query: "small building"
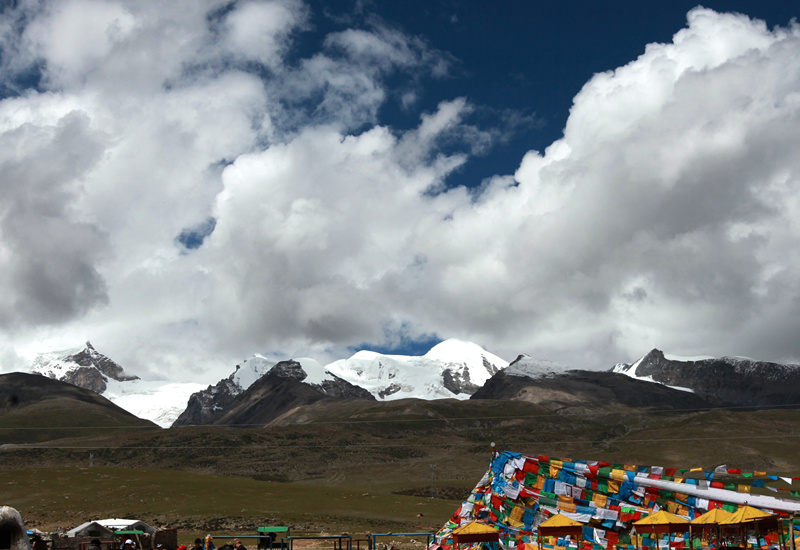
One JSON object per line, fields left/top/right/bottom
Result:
{"left": 94, "top": 521, "right": 156, "bottom": 536}
{"left": 65, "top": 523, "right": 115, "bottom": 540}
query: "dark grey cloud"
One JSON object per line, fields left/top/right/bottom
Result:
{"left": 0, "top": 110, "right": 109, "bottom": 327}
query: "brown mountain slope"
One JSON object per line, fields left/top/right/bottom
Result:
{"left": 0, "top": 372, "right": 158, "bottom": 444}
{"left": 471, "top": 369, "right": 714, "bottom": 411}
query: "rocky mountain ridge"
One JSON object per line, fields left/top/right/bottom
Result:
{"left": 173, "top": 358, "right": 374, "bottom": 426}
{"left": 612, "top": 348, "right": 800, "bottom": 406}
{"left": 31, "top": 341, "right": 139, "bottom": 393}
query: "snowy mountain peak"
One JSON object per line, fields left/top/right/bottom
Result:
{"left": 230, "top": 354, "right": 277, "bottom": 394}
{"left": 172, "top": 354, "right": 372, "bottom": 427}
{"left": 29, "top": 343, "right": 203, "bottom": 429}
{"left": 31, "top": 341, "right": 139, "bottom": 393}
{"left": 504, "top": 354, "right": 575, "bottom": 379}
{"left": 610, "top": 347, "right": 800, "bottom": 406}
{"left": 613, "top": 349, "right": 716, "bottom": 377}
{"left": 613, "top": 349, "right": 705, "bottom": 393}
{"left": 293, "top": 357, "right": 329, "bottom": 385}
{"left": 425, "top": 338, "right": 507, "bottom": 370}
{"left": 325, "top": 339, "right": 509, "bottom": 401}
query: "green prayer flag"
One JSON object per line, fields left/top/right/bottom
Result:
{"left": 539, "top": 496, "right": 557, "bottom": 507}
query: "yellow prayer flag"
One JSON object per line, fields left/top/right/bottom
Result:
{"left": 509, "top": 505, "right": 525, "bottom": 527}
{"left": 559, "top": 500, "right": 577, "bottom": 513}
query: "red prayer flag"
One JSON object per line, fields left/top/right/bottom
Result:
{"left": 523, "top": 460, "right": 540, "bottom": 474}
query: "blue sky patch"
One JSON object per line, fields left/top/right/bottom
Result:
{"left": 176, "top": 217, "right": 217, "bottom": 250}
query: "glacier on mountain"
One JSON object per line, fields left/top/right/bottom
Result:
{"left": 503, "top": 354, "right": 574, "bottom": 378}
{"left": 29, "top": 342, "right": 203, "bottom": 428}
{"left": 612, "top": 353, "right": 696, "bottom": 393}
{"left": 325, "top": 338, "right": 509, "bottom": 400}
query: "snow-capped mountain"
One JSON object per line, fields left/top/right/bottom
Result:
{"left": 31, "top": 342, "right": 139, "bottom": 392}
{"left": 29, "top": 342, "right": 204, "bottom": 428}
{"left": 612, "top": 348, "right": 800, "bottom": 406}
{"left": 173, "top": 356, "right": 374, "bottom": 426}
{"left": 185, "top": 353, "right": 279, "bottom": 423}
{"left": 472, "top": 353, "right": 713, "bottom": 410}
{"left": 503, "top": 354, "right": 575, "bottom": 379}
{"left": 325, "top": 338, "right": 508, "bottom": 400}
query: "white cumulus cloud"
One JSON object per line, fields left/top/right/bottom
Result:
{"left": 1, "top": 3, "right": 799, "bottom": 381}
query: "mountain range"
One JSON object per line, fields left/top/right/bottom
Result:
{"left": 13, "top": 340, "right": 800, "bottom": 428}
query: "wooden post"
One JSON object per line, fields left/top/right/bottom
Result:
{"left": 780, "top": 518, "right": 786, "bottom": 550}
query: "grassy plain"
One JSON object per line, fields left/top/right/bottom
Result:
{"left": 3, "top": 398, "right": 800, "bottom": 536}
{"left": 0, "top": 466, "right": 460, "bottom": 535}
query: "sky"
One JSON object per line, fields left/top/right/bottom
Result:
{"left": 1, "top": 0, "right": 800, "bottom": 381}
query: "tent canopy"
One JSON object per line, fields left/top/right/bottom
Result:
{"left": 66, "top": 522, "right": 116, "bottom": 539}
{"left": 720, "top": 505, "right": 772, "bottom": 525}
{"left": 452, "top": 522, "right": 499, "bottom": 544}
{"left": 691, "top": 508, "right": 733, "bottom": 525}
{"left": 96, "top": 519, "right": 156, "bottom": 535}
{"left": 538, "top": 514, "right": 583, "bottom": 538}
{"left": 633, "top": 510, "right": 690, "bottom": 534}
